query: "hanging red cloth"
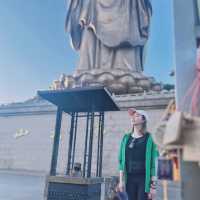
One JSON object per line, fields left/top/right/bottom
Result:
{"left": 181, "top": 48, "right": 200, "bottom": 116}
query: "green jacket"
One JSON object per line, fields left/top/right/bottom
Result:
{"left": 118, "top": 132, "right": 158, "bottom": 193}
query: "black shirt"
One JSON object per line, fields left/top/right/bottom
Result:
{"left": 125, "top": 133, "right": 149, "bottom": 175}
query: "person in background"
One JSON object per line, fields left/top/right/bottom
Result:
{"left": 118, "top": 108, "right": 158, "bottom": 200}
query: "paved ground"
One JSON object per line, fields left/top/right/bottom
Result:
{"left": 0, "top": 171, "right": 185, "bottom": 200}
{"left": 0, "top": 171, "right": 45, "bottom": 200}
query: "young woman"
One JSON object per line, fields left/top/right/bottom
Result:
{"left": 118, "top": 108, "right": 158, "bottom": 200}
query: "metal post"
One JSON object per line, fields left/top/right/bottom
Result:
{"left": 71, "top": 112, "right": 78, "bottom": 169}
{"left": 83, "top": 112, "right": 90, "bottom": 177}
{"left": 87, "top": 112, "right": 95, "bottom": 178}
{"left": 99, "top": 112, "right": 104, "bottom": 177}
{"left": 66, "top": 112, "right": 75, "bottom": 175}
{"left": 96, "top": 112, "right": 101, "bottom": 177}
{"left": 50, "top": 106, "right": 63, "bottom": 176}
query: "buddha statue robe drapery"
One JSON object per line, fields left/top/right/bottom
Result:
{"left": 65, "top": 0, "right": 152, "bottom": 73}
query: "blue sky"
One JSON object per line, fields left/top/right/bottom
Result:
{"left": 0, "top": 0, "right": 174, "bottom": 104}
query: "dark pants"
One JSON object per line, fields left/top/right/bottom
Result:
{"left": 126, "top": 174, "right": 148, "bottom": 200}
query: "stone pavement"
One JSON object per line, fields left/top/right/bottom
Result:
{"left": 0, "top": 171, "right": 45, "bottom": 200}
{"left": 0, "top": 171, "right": 184, "bottom": 200}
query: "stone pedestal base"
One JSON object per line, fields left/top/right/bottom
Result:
{"left": 44, "top": 176, "right": 103, "bottom": 200}
{"left": 181, "top": 161, "right": 200, "bottom": 200}
{"left": 51, "top": 69, "right": 162, "bottom": 94}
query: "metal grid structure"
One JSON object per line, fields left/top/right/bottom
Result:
{"left": 38, "top": 86, "right": 119, "bottom": 178}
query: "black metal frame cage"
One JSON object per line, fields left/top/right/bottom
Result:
{"left": 38, "top": 86, "right": 120, "bottom": 178}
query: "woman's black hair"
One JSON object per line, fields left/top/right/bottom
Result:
{"left": 142, "top": 115, "right": 147, "bottom": 130}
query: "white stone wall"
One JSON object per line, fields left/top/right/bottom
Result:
{"left": 0, "top": 108, "right": 166, "bottom": 176}
{"left": 0, "top": 114, "right": 55, "bottom": 172}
